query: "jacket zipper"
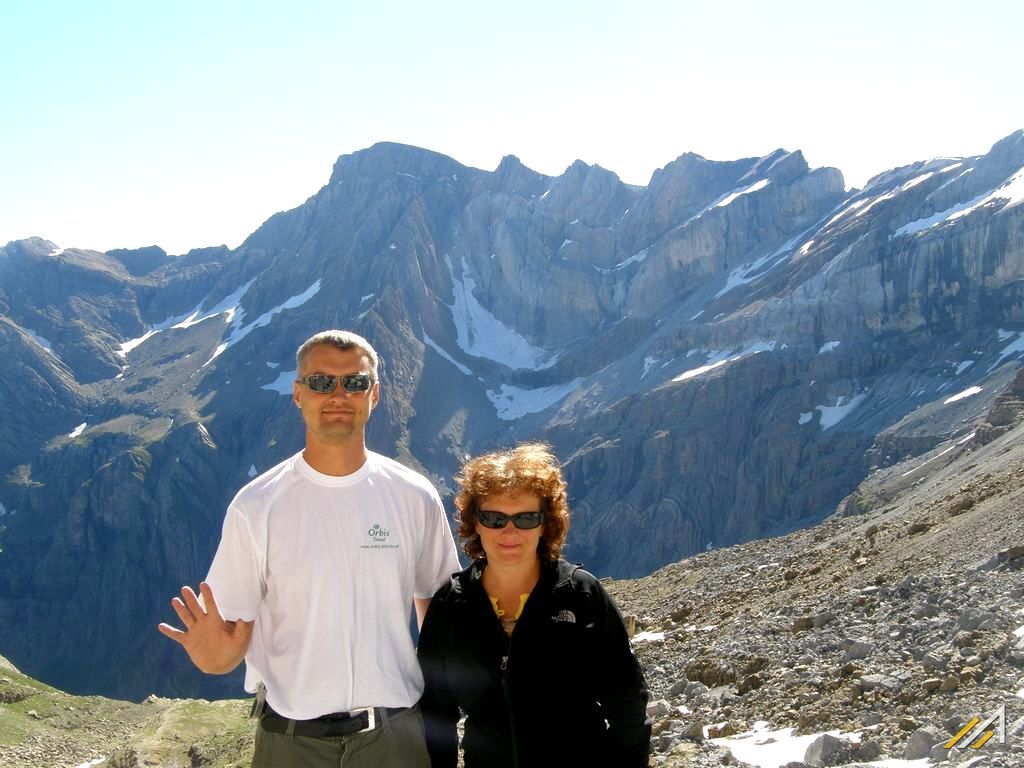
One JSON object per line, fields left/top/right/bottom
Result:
{"left": 500, "top": 632, "right": 519, "bottom": 768}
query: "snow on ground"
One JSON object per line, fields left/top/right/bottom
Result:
{"left": 261, "top": 369, "right": 297, "bottom": 395}
{"left": 901, "top": 432, "right": 975, "bottom": 478}
{"left": 899, "top": 171, "right": 935, "bottom": 191}
{"left": 68, "top": 423, "right": 87, "bottom": 438}
{"left": 955, "top": 360, "right": 975, "bottom": 375}
{"left": 171, "top": 280, "right": 254, "bottom": 331}
{"left": 926, "top": 165, "right": 971, "bottom": 199}
{"left": 205, "top": 279, "right": 321, "bottom": 366}
{"left": 672, "top": 342, "right": 777, "bottom": 383}
{"left": 423, "top": 334, "right": 472, "bottom": 375}
{"left": 196, "top": 422, "right": 216, "bottom": 448}
{"left": 710, "top": 725, "right": 838, "bottom": 767}
{"left": 896, "top": 167, "right": 1024, "bottom": 237}
{"left": 248, "top": 464, "right": 258, "bottom": 478}
{"left": 989, "top": 330, "right": 1024, "bottom": 371}
{"left": 118, "top": 279, "right": 256, "bottom": 357}
{"left": 947, "top": 166, "right": 1024, "bottom": 219}
{"left": 715, "top": 242, "right": 792, "bottom": 298}
{"left": 944, "top": 386, "right": 982, "bottom": 405}
{"left": 894, "top": 190, "right": 992, "bottom": 237}
{"left": 631, "top": 631, "right": 665, "bottom": 643}
{"left": 854, "top": 190, "right": 897, "bottom": 218}
{"left": 487, "top": 379, "right": 581, "bottom": 421}
{"left": 825, "top": 197, "right": 872, "bottom": 227}
{"left": 72, "top": 759, "right": 105, "bottom": 768}
{"left": 266, "top": 361, "right": 279, "bottom": 369}
{"left": 674, "top": 358, "right": 731, "bottom": 382}
{"left": 671, "top": 179, "right": 772, "bottom": 234}
{"left": 22, "top": 328, "right": 57, "bottom": 356}
{"left": 641, "top": 356, "right": 658, "bottom": 379}
{"left": 816, "top": 393, "right": 868, "bottom": 430}
{"left": 714, "top": 178, "right": 770, "bottom": 208}
{"left": 594, "top": 248, "right": 650, "bottom": 274}
{"left": 447, "top": 256, "right": 556, "bottom": 370}
{"left": 361, "top": 293, "right": 375, "bottom": 303}
{"left": 711, "top": 724, "right": 931, "bottom": 768}
{"left": 118, "top": 330, "right": 158, "bottom": 357}
{"left": 799, "top": 412, "right": 813, "bottom": 425}
{"left": 818, "top": 341, "right": 841, "bottom": 354}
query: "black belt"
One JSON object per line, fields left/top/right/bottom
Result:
{"left": 260, "top": 704, "right": 408, "bottom": 738}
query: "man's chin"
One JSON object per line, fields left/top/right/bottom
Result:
{"left": 317, "top": 427, "right": 357, "bottom": 442}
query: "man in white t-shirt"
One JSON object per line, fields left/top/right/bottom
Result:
{"left": 159, "top": 330, "right": 460, "bottom": 767}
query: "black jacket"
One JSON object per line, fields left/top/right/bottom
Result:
{"left": 418, "top": 559, "right": 651, "bottom": 768}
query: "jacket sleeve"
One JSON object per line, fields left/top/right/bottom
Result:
{"left": 589, "top": 578, "right": 652, "bottom": 766}
{"left": 417, "top": 589, "right": 460, "bottom": 768}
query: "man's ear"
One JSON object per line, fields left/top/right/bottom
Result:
{"left": 370, "top": 381, "right": 381, "bottom": 410}
{"left": 293, "top": 380, "right": 302, "bottom": 409}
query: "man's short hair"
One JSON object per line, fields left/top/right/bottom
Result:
{"left": 296, "top": 330, "right": 381, "bottom": 380}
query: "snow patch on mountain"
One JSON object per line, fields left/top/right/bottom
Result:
{"left": 423, "top": 334, "right": 472, "bottom": 375}
{"left": 487, "top": 379, "right": 581, "bottom": 420}
{"left": 672, "top": 342, "right": 777, "bottom": 383}
{"left": 594, "top": 248, "right": 650, "bottom": 274}
{"left": 944, "top": 386, "right": 982, "bottom": 405}
{"left": 715, "top": 178, "right": 770, "bottom": 208}
{"left": 989, "top": 330, "right": 1024, "bottom": 371}
{"left": 896, "top": 167, "right": 1024, "bottom": 238}
{"left": 816, "top": 393, "right": 868, "bottom": 430}
{"left": 955, "top": 360, "right": 975, "bottom": 375}
{"left": 205, "top": 279, "right": 321, "bottom": 366}
{"left": 261, "top": 369, "right": 297, "bottom": 395}
{"left": 118, "top": 280, "right": 256, "bottom": 357}
{"left": 22, "top": 328, "right": 60, "bottom": 358}
{"left": 446, "top": 256, "right": 556, "bottom": 370}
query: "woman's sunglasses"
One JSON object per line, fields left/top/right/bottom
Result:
{"left": 296, "top": 373, "right": 373, "bottom": 394}
{"left": 477, "top": 510, "right": 545, "bottom": 530}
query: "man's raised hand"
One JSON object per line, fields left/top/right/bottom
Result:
{"left": 158, "top": 582, "right": 253, "bottom": 674}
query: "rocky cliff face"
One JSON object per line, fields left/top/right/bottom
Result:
{"left": 1, "top": 131, "right": 1022, "bottom": 699}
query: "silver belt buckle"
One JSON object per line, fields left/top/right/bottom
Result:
{"left": 351, "top": 706, "right": 376, "bottom": 732}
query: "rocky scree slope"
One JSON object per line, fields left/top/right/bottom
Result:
{"left": 607, "top": 370, "right": 1024, "bottom": 766}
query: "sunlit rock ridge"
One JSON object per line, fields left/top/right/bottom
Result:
{"left": 0, "top": 131, "right": 1023, "bottom": 700}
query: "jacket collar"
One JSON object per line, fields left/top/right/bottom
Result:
{"left": 453, "top": 557, "right": 581, "bottom": 594}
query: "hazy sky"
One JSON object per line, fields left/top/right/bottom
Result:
{"left": 2, "top": 0, "right": 1021, "bottom": 255}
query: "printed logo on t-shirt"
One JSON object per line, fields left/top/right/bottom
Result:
{"left": 361, "top": 523, "right": 399, "bottom": 550}
{"left": 552, "top": 610, "right": 576, "bottom": 623}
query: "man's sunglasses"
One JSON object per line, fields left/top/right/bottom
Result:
{"left": 296, "top": 373, "right": 373, "bottom": 394}
{"left": 477, "top": 510, "right": 545, "bottom": 530}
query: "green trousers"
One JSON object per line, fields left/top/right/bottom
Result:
{"left": 252, "top": 704, "right": 431, "bottom": 768}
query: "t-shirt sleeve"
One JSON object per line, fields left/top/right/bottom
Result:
{"left": 413, "top": 489, "right": 460, "bottom": 600}
{"left": 204, "top": 498, "right": 265, "bottom": 621}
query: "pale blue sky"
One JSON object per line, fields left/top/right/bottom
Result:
{"left": 2, "top": 0, "right": 1021, "bottom": 255}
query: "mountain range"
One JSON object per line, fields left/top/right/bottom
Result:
{"left": 0, "top": 129, "right": 1022, "bottom": 700}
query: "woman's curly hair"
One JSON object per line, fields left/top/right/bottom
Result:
{"left": 454, "top": 442, "right": 570, "bottom": 562}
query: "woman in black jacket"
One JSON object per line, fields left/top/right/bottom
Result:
{"left": 418, "top": 442, "right": 651, "bottom": 768}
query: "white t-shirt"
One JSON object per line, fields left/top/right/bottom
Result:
{"left": 206, "top": 450, "right": 460, "bottom": 720}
